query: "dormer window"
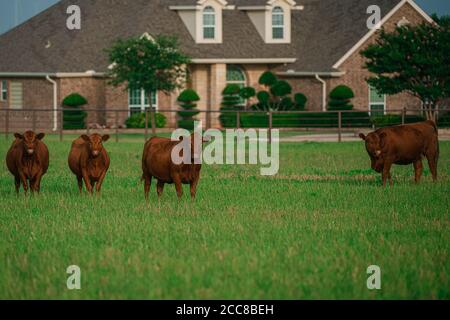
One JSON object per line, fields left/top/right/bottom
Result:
{"left": 272, "top": 7, "right": 285, "bottom": 40}
{"left": 170, "top": 0, "right": 231, "bottom": 44}
{"left": 238, "top": 1, "right": 303, "bottom": 44}
{"left": 203, "top": 6, "right": 216, "bottom": 40}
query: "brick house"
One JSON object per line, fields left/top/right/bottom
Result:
{"left": 0, "top": 0, "right": 433, "bottom": 131}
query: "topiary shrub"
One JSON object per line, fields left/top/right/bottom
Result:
{"left": 294, "top": 93, "right": 308, "bottom": 110}
{"left": 240, "top": 86, "right": 256, "bottom": 109}
{"left": 62, "top": 93, "right": 88, "bottom": 130}
{"left": 270, "top": 80, "right": 292, "bottom": 98}
{"left": 220, "top": 84, "right": 244, "bottom": 128}
{"left": 280, "top": 97, "right": 294, "bottom": 111}
{"left": 259, "top": 71, "right": 277, "bottom": 87}
{"left": 177, "top": 89, "right": 200, "bottom": 130}
{"left": 125, "top": 112, "right": 167, "bottom": 128}
{"left": 328, "top": 85, "right": 355, "bottom": 110}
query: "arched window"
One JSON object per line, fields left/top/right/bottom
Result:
{"left": 203, "top": 6, "right": 216, "bottom": 40}
{"left": 227, "top": 65, "right": 247, "bottom": 105}
{"left": 272, "top": 7, "right": 285, "bottom": 40}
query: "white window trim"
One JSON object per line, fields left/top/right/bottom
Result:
{"left": 1, "top": 80, "right": 7, "bottom": 101}
{"left": 368, "top": 86, "right": 387, "bottom": 116}
{"left": 128, "top": 89, "right": 158, "bottom": 116}
{"left": 264, "top": 2, "right": 291, "bottom": 44}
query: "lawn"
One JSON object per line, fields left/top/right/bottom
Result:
{"left": 0, "top": 134, "right": 449, "bottom": 299}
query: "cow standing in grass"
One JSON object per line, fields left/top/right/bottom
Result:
{"left": 142, "top": 133, "right": 208, "bottom": 200}
{"left": 359, "top": 121, "right": 439, "bottom": 186}
{"left": 68, "top": 134, "right": 110, "bottom": 194}
{"left": 6, "top": 131, "right": 49, "bottom": 194}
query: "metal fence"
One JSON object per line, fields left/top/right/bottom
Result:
{"left": 0, "top": 107, "right": 449, "bottom": 143}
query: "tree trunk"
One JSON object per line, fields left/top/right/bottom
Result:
{"left": 148, "top": 93, "right": 157, "bottom": 136}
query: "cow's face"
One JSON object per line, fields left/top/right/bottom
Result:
{"left": 81, "top": 134, "right": 110, "bottom": 157}
{"left": 179, "top": 133, "right": 211, "bottom": 163}
{"left": 15, "top": 131, "right": 45, "bottom": 156}
{"left": 359, "top": 132, "right": 385, "bottom": 173}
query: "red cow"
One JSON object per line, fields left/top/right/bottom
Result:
{"left": 6, "top": 131, "right": 49, "bottom": 194}
{"left": 142, "top": 133, "right": 208, "bottom": 200}
{"left": 359, "top": 121, "right": 439, "bottom": 186}
{"left": 68, "top": 134, "right": 110, "bottom": 194}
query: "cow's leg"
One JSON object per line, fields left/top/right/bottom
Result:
{"left": 96, "top": 171, "right": 107, "bottom": 195}
{"left": 19, "top": 171, "right": 29, "bottom": 195}
{"left": 14, "top": 175, "right": 20, "bottom": 194}
{"left": 82, "top": 170, "right": 93, "bottom": 194}
{"left": 156, "top": 180, "right": 165, "bottom": 198}
{"left": 144, "top": 174, "right": 152, "bottom": 201}
{"left": 190, "top": 178, "right": 199, "bottom": 199}
{"left": 173, "top": 174, "right": 183, "bottom": 199}
{"left": 77, "top": 175, "right": 83, "bottom": 193}
{"left": 413, "top": 160, "right": 423, "bottom": 184}
{"left": 33, "top": 171, "right": 44, "bottom": 194}
{"left": 426, "top": 153, "right": 438, "bottom": 182}
{"left": 388, "top": 173, "right": 393, "bottom": 187}
{"left": 382, "top": 162, "right": 392, "bottom": 187}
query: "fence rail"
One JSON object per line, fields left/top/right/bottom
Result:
{"left": 1, "top": 107, "right": 449, "bottom": 143}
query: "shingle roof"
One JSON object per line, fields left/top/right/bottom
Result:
{"left": 0, "top": 0, "right": 405, "bottom": 73}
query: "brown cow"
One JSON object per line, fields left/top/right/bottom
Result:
{"left": 359, "top": 120, "right": 439, "bottom": 186}
{"left": 142, "top": 133, "right": 208, "bottom": 200}
{"left": 68, "top": 134, "right": 110, "bottom": 194}
{"left": 6, "top": 131, "right": 49, "bottom": 194}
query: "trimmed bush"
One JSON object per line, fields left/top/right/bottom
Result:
{"left": 240, "top": 87, "right": 256, "bottom": 108}
{"left": 125, "top": 112, "right": 167, "bottom": 129}
{"left": 62, "top": 93, "right": 88, "bottom": 107}
{"left": 62, "top": 93, "right": 87, "bottom": 130}
{"left": 259, "top": 71, "right": 277, "bottom": 87}
{"left": 220, "top": 84, "right": 244, "bottom": 128}
{"left": 280, "top": 97, "right": 294, "bottom": 111}
{"left": 294, "top": 93, "right": 308, "bottom": 110}
{"left": 270, "top": 80, "right": 292, "bottom": 98}
{"left": 328, "top": 85, "right": 355, "bottom": 110}
{"left": 177, "top": 89, "right": 201, "bottom": 130}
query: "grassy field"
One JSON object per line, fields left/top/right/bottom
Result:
{"left": 0, "top": 134, "right": 449, "bottom": 300}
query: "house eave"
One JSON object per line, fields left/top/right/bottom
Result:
{"left": 0, "top": 72, "right": 106, "bottom": 78}
{"left": 191, "top": 58, "right": 297, "bottom": 64}
{"left": 276, "top": 71, "right": 345, "bottom": 77}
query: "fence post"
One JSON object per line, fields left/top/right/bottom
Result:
{"left": 115, "top": 111, "right": 119, "bottom": 143}
{"left": 5, "top": 108, "right": 9, "bottom": 140}
{"left": 338, "top": 111, "right": 342, "bottom": 143}
{"left": 269, "top": 111, "right": 273, "bottom": 144}
{"left": 145, "top": 110, "right": 149, "bottom": 141}
{"left": 59, "top": 108, "right": 63, "bottom": 142}
{"left": 236, "top": 110, "right": 241, "bottom": 129}
{"left": 32, "top": 110, "right": 37, "bottom": 132}
{"left": 402, "top": 107, "right": 406, "bottom": 125}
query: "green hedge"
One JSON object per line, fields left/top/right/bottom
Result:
{"left": 125, "top": 112, "right": 167, "bottom": 129}
{"left": 238, "top": 112, "right": 371, "bottom": 128}
{"left": 371, "top": 114, "right": 426, "bottom": 127}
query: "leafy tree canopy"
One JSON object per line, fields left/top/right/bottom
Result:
{"left": 361, "top": 16, "right": 450, "bottom": 119}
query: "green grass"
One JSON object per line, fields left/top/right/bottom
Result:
{"left": 0, "top": 135, "right": 449, "bottom": 300}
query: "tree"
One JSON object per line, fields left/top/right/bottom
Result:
{"left": 361, "top": 15, "right": 450, "bottom": 120}
{"left": 259, "top": 71, "right": 277, "bottom": 87}
{"left": 62, "top": 93, "right": 88, "bottom": 130}
{"left": 107, "top": 35, "right": 190, "bottom": 134}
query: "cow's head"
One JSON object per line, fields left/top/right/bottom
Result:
{"left": 359, "top": 132, "right": 386, "bottom": 173}
{"left": 81, "top": 134, "right": 110, "bottom": 158}
{"left": 179, "top": 133, "right": 211, "bottom": 163}
{"left": 15, "top": 131, "right": 45, "bottom": 156}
